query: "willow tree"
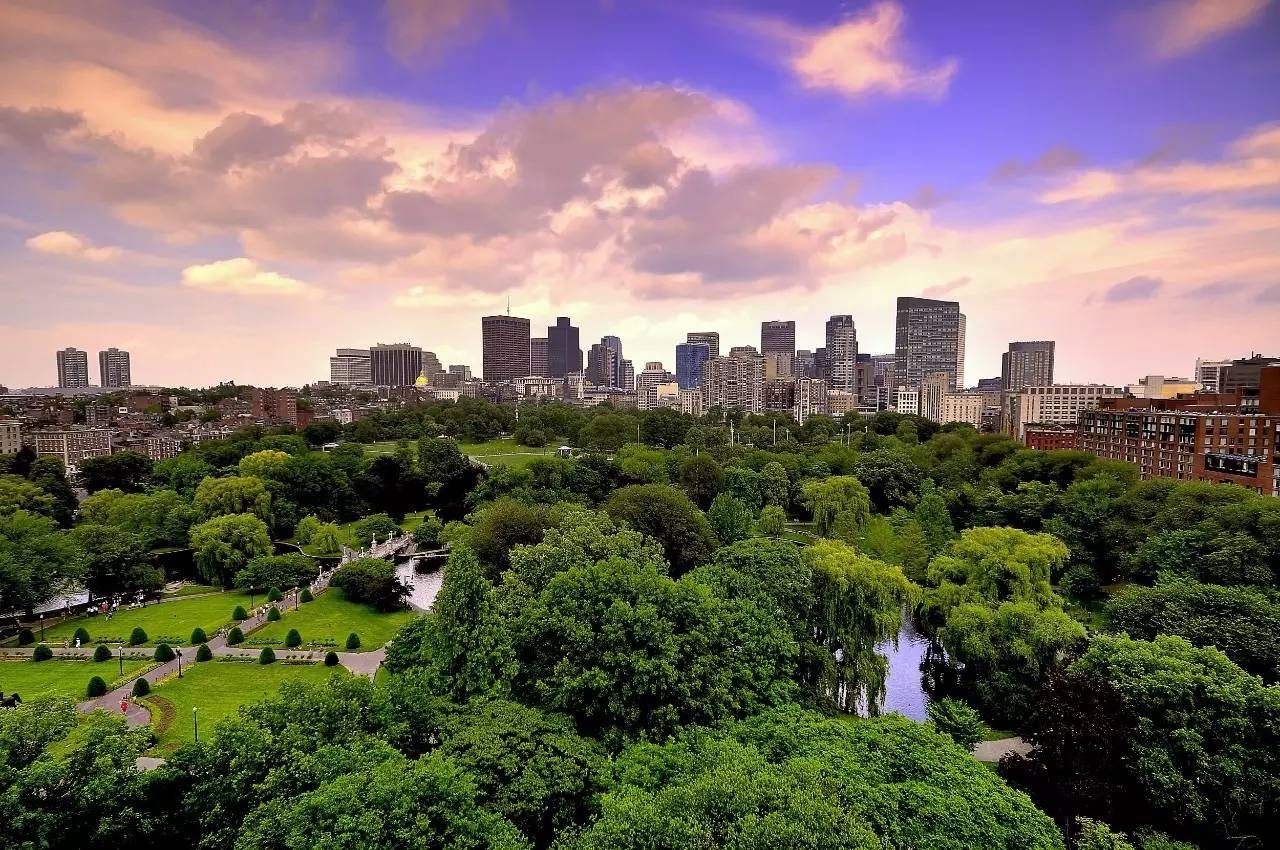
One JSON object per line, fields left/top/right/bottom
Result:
{"left": 804, "top": 540, "right": 918, "bottom": 713}
{"left": 801, "top": 476, "right": 871, "bottom": 542}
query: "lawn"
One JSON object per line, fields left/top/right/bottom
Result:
{"left": 163, "top": 584, "right": 222, "bottom": 599}
{"left": 41, "top": 590, "right": 257, "bottom": 647}
{"left": 362, "top": 437, "right": 559, "bottom": 469}
{"left": 245, "top": 588, "right": 417, "bottom": 651}
{"left": 140, "top": 659, "right": 341, "bottom": 751}
{"left": 0, "top": 658, "right": 151, "bottom": 701}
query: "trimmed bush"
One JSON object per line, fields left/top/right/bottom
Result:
{"left": 153, "top": 643, "right": 175, "bottom": 662}
{"left": 18, "top": 628, "right": 34, "bottom": 646}
{"left": 324, "top": 650, "right": 339, "bottom": 667}
{"left": 128, "top": 627, "right": 148, "bottom": 646}
{"left": 227, "top": 626, "right": 244, "bottom": 645}
{"left": 32, "top": 643, "right": 53, "bottom": 661}
{"left": 299, "top": 587, "right": 313, "bottom": 603}
{"left": 131, "top": 677, "right": 150, "bottom": 697}
{"left": 266, "top": 587, "right": 283, "bottom": 603}
{"left": 266, "top": 606, "right": 281, "bottom": 622}
{"left": 285, "top": 628, "right": 302, "bottom": 648}
{"left": 73, "top": 626, "right": 91, "bottom": 644}
{"left": 233, "top": 605, "right": 248, "bottom": 620}
{"left": 345, "top": 632, "right": 361, "bottom": 650}
{"left": 93, "top": 644, "right": 112, "bottom": 662}
{"left": 258, "top": 647, "right": 276, "bottom": 665}
{"left": 86, "top": 676, "right": 107, "bottom": 698}
{"left": 190, "top": 627, "right": 207, "bottom": 644}
{"left": 195, "top": 643, "right": 213, "bottom": 662}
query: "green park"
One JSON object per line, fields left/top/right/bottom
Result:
{"left": 246, "top": 587, "right": 416, "bottom": 650}
{"left": 0, "top": 657, "right": 153, "bottom": 700}
{"left": 40, "top": 590, "right": 257, "bottom": 647}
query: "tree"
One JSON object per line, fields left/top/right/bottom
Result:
{"left": 927, "top": 697, "right": 986, "bottom": 749}
{"left": 234, "top": 553, "right": 319, "bottom": 592}
{"left": 639, "top": 407, "right": 691, "bottom": 448}
{"left": 578, "top": 413, "right": 638, "bottom": 451}
{"left": 236, "top": 449, "right": 292, "bottom": 480}
{"left": 78, "top": 451, "right": 154, "bottom": 494}
{"left": 189, "top": 513, "right": 272, "bottom": 587}
{"left": 914, "top": 488, "right": 956, "bottom": 556}
{"left": 922, "top": 526, "right": 1068, "bottom": 626}
{"left": 0, "top": 510, "right": 86, "bottom": 614}
{"left": 194, "top": 475, "right": 273, "bottom": 524}
{"left": 604, "top": 484, "right": 717, "bottom": 576}
{"left": 69, "top": 524, "right": 160, "bottom": 601}
{"left": 677, "top": 454, "right": 722, "bottom": 509}
{"left": 758, "top": 504, "right": 786, "bottom": 537}
{"left": 293, "top": 514, "right": 323, "bottom": 545}
{"left": 0, "top": 475, "right": 55, "bottom": 518}
{"left": 459, "top": 499, "right": 550, "bottom": 577}
{"left": 78, "top": 488, "right": 197, "bottom": 549}
{"left": 418, "top": 436, "right": 479, "bottom": 520}
{"left": 801, "top": 475, "right": 871, "bottom": 541}
{"left": 707, "top": 493, "right": 753, "bottom": 544}
{"left": 851, "top": 450, "right": 922, "bottom": 512}
{"left": 759, "top": 461, "right": 790, "bottom": 507}
{"left": 350, "top": 513, "right": 402, "bottom": 547}
{"left": 330, "top": 557, "right": 409, "bottom": 611}
{"left": 412, "top": 514, "right": 444, "bottom": 547}
{"left": 151, "top": 455, "right": 215, "bottom": 496}
{"left": 309, "top": 522, "right": 342, "bottom": 555}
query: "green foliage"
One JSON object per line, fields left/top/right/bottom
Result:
{"left": 412, "top": 514, "right": 444, "bottom": 547}
{"left": 233, "top": 605, "right": 248, "bottom": 620}
{"left": 188, "top": 512, "right": 272, "bottom": 587}
{"left": 190, "top": 626, "right": 207, "bottom": 644}
{"left": 926, "top": 697, "right": 986, "bottom": 749}
{"left": 266, "top": 606, "right": 281, "bottom": 622}
{"left": 604, "top": 484, "right": 717, "bottom": 576}
{"left": 459, "top": 499, "right": 551, "bottom": 576}
{"left": 226, "top": 626, "right": 244, "bottom": 645}
{"left": 266, "top": 586, "right": 283, "bottom": 602}
{"left": 307, "top": 521, "right": 343, "bottom": 555}
{"left": 153, "top": 643, "right": 175, "bottom": 662}
{"left": 293, "top": 514, "right": 323, "bottom": 546}
{"left": 324, "top": 650, "right": 339, "bottom": 666}
{"left": 194, "top": 475, "right": 273, "bottom": 523}
{"left": 18, "top": 628, "right": 34, "bottom": 645}
{"left": 923, "top": 526, "right": 1068, "bottom": 625}
{"left": 914, "top": 487, "right": 956, "bottom": 556}
{"left": 802, "top": 475, "right": 871, "bottom": 541}
{"left": 78, "top": 487, "right": 197, "bottom": 549}
{"left": 236, "top": 449, "right": 292, "bottom": 480}
{"left": 351, "top": 512, "right": 401, "bottom": 547}
{"left": 0, "top": 510, "right": 86, "bottom": 614}
{"left": 707, "top": 493, "right": 754, "bottom": 544}
{"left": 72, "top": 626, "right": 90, "bottom": 644}
{"left": 757, "top": 503, "right": 786, "bottom": 536}
{"left": 78, "top": 451, "right": 154, "bottom": 494}
{"left": 258, "top": 646, "right": 276, "bottom": 664}
{"left": 131, "top": 676, "right": 150, "bottom": 696}
{"left": 32, "top": 643, "right": 53, "bottom": 661}
{"left": 195, "top": 643, "right": 212, "bottom": 662}
{"left": 299, "top": 587, "right": 313, "bottom": 603}
{"left": 345, "top": 632, "right": 361, "bottom": 650}
{"left": 69, "top": 523, "right": 160, "bottom": 601}
{"left": 86, "top": 675, "right": 107, "bottom": 698}
{"left": 331, "top": 557, "right": 409, "bottom": 611}
{"left": 128, "top": 627, "right": 148, "bottom": 646}
{"left": 678, "top": 453, "right": 722, "bottom": 509}
{"left": 1075, "top": 819, "right": 1136, "bottom": 850}
{"left": 92, "top": 644, "right": 111, "bottom": 662}
{"left": 235, "top": 553, "right": 319, "bottom": 592}
{"left": 285, "top": 628, "right": 302, "bottom": 647}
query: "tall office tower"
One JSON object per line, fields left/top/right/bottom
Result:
{"left": 894, "top": 297, "right": 965, "bottom": 391}
{"left": 601, "top": 335, "right": 623, "bottom": 387}
{"left": 422, "top": 351, "right": 444, "bottom": 376}
{"left": 635, "top": 361, "right": 672, "bottom": 410}
{"left": 686, "top": 331, "right": 720, "bottom": 358}
{"left": 825, "top": 315, "right": 858, "bottom": 394}
{"left": 56, "top": 347, "right": 90, "bottom": 388}
{"left": 586, "top": 342, "right": 619, "bottom": 387}
{"left": 529, "top": 338, "right": 550, "bottom": 377}
{"left": 1195, "top": 358, "right": 1230, "bottom": 393}
{"left": 448, "top": 364, "right": 472, "bottom": 381}
{"left": 704, "top": 350, "right": 765, "bottom": 413}
{"left": 796, "top": 349, "right": 816, "bottom": 377}
{"left": 919, "top": 372, "right": 950, "bottom": 422}
{"left": 329, "top": 348, "right": 372, "bottom": 385}
{"left": 1001, "top": 341, "right": 1056, "bottom": 392}
{"left": 547, "top": 317, "right": 582, "bottom": 377}
{"left": 794, "top": 378, "right": 828, "bottom": 424}
{"left": 760, "top": 320, "right": 796, "bottom": 357}
{"left": 370, "top": 343, "right": 423, "bottom": 387}
{"left": 813, "top": 347, "right": 829, "bottom": 380}
{"left": 855, "top": 354, "right": 876, "bottom": 406}
{"left": 1220, "top": 355, "right": 1280, "bottom": 393}
{"left": 871, "top": 354, "right": 895, "bottom": 387}
{"left": 97, "top": 347, "right": 132, "bottom": 387}
{"left": 675, "top": 342, "right": 710, "bottom": 389}
{"left": 620, "top": 359, "right": 635, "bottom": 392}
{"left": 481, "top": 315, "right": 531, "bottom": 382}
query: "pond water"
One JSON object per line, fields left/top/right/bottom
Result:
{"left": 395, "top": 562, "right": 444, "bottom": 611}
{"left": 869, "top": 616, "right": 933, "bottom": 721}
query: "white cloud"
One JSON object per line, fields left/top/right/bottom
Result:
{"left": 382, "top": 0, "right": 508, "bottom": 65}
{"left": 25, "top": 230, "right": 123, "bottom": 262}
{"left": 180, "top": 257, "right": 315, "bottom": 297}
{"left": 1140, "top": 0, "right": 1270, "bottom": 59}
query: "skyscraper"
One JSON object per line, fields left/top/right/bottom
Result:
{"left": 825, "top": 315, "right": 858, "bottom": 395}
{"left": 586, "top": 342, "right": 619, "bottom": 387}
{"left": 686, "top": 331, "right": 720, "bottom": 358}
{"left": 675, "top": 342, "right": 710, "bottom": 389}
{"left": 330, "top": 348, "right": 371, "bottom": 385}
{"left": 481, "top": 315, "right": 531, "bottom": 382}
{"left": 1001, "top": 341, "right": 1055, "bottom": 392}
{"left": 56, "top": 347, "right": 90, "bottom": 388}
{"left": 601, "top": 335, "right": 623, "bottom": 387}
{"left": 547, "top": 317, "right": 582, "bottom": 378}
{"left": 529, "top": 338, "right": 549, "bottom": 377}
{"left": 760, "top": 320, "right": 796, "bottom": 357}
{"left": 635, "top": 361, "right": 672, "bottom": 410}
{"left": 98, "top": 347, "right": 131, "bottom": 387}
{"left": 894, "top": 297, "right": 965, "bottom": 391}
{"left": 620, "top": 359, "right": 635, "bottom": 392}
{"left": 370, "top": 343, "right": 423, "bottom": 387}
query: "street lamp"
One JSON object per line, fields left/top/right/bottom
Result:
{"left": 193, "top": 707, "right": 199, "bottom": 743}
{"left": 118, "top": 646, "right": 123, "bottom": 677}
{"left": 39, "top": 613, "right": 44, "bottom": 641}
{"left": 176, "top": 647, "right": 183, "bottom": 678}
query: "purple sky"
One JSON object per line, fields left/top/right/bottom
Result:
{"left": 1, "top": 0, "right": 1278, "bottom": 388}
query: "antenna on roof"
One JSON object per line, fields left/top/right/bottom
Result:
{"left": 506, "top": 296, "right": 510, "bottom": 316}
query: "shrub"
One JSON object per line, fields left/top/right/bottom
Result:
{"left": 32, "top": 644, "right": 53, "bottom": 662}
{"left": 324, "top": 650, "right": 339, "bottom": 667}
{"left": 93, "top": 644, "right": 112, "bottom": 662}
{"left": 190, "top": 627, "right": 207, "bottom": 644}
{"left": 258, "top": 647, "right": 276, "bottom": 665}
{"left": 195, "top": 643, "right": 213, "bottom": 662}
{"left": 86, "top": 676, "right": 107, "bottom": 698}
{"left": 267, "top": 587, "right": 283, "bottom": 603}
{"left": 345, "top": 632, "right": 361, "bottom": 650}
{"left": 233, "top": 605, "right": 248, "bottom": 620}
{"left": 73, "top": 626, "right": 91, "bottom": 644}
{"left": 331, "top": 558, "right": 409, "bottom": 611}
{"left": 18, "top": 628, "right": 34, "bottom": 646}
{"left": 285, "top": 628, "right": 302, "bottom": 648}
{"left": 266, "top": 606, "right": 281, "bottom": 622}
{"left": 227, "top": 626, "right": 244, "bottom": 645}
{"left": 128, "top": 627, "right": 148, "bottom": 646}
{"left": 153, "top": 643, "right": 175, "bottom": 662}
{"left": 927, "top": 698, "right": 987, "bottom": 750}
{"left": 299, "top": 587, "right": 313, "bottom": 603}
{"left": 131, "top": 677, "right": 150, "bottom": 697}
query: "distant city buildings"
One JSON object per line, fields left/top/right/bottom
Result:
{"left": 825, "top": 315, "right": 858, "bottom": 395}
{"left": 481, "top": 315, "right": 531, "bottom": 383}
{"left": 1195, "top": 357, "right": 1230, "bottom": 393}
{"left": 0, "top": 421, "right": 20, "bottom": 455}
{"left": 31, "top": 428, "right": 112, "bottom": 472}
{"left": 894, "top": 297, "right": 965, "bottom": 391}
{"left": 1001, "top": 341, "right": 1054, "bottom": 392}
{"left": 369, "top": 343, "right": 423, "bottom": 387}
{"left": 547, "top": 317, "right": 582, "bottom": 378}
{"left": 56, "top": 347, "right": 90, "bottom": 388}
{"left": 675, "top": 342, "right": 710, "bottom": 389}
{"left": 330, "top": 348, "right": 372, "bottom": 385}
{"left": 448, "top": 365, "right": 472, "bottom": 381}
{"left": 686, "top": 331, "right": 720, "bottom": 358}
{"left": 529, "top": 337, "right": 550, "bottom": 377}
{"left": 760, "top": 320, "right": 796, "bottom": 357}
{"left": 1003, "top": 384, "right": 1126, "bottom": 441}
{"left": 98, "top": 348, "right": 131, "bottom": 387}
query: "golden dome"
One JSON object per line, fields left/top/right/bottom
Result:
{"left": 415, "top": 369, "right": 429, "bottom": 387}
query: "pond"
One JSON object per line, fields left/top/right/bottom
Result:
{"left": 868, "top": 616, "right": 934, "bottom": 721}
{"left": 395, "top": 561, "right": 444, "bottom": 612}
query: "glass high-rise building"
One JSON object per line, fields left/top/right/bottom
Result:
{"left": 675, "top": 342, "right": 710, "bottom": 389}
{"left": 481, "top": 315, "right": 531, "bottom": 382}
{"left": 547, "top": 317, "right": 582, "bottom": 378}
{"left": 894, "top": 297, "right": 965, "bottom": 391}
{"left": 330, "top": 348, "right": 371, "bottom": 385}
{"left": 686, "top": 331, "right": 720, "bottom": 358}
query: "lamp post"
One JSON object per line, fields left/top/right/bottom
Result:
{"left": 176, "top": 647, "right": 183, "bottom": 678}
{"left": 293, "top": 586, "right": 299, "bottom": 610}
{"left": 118, "top": 646, "right": 123, "bottom": 677}
{"left": 193, "top": 707, "right": 199, "bottom": 743}
{"left": 39, "top": 613, "right": 44, "bottom": 641}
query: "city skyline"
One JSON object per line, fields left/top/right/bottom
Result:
{"left": 2, "top": 0, "right": 1279, "bottom": 388}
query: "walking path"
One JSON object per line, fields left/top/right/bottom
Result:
{"left": 972, "top": 736, "right": 1032, "bottom": 762}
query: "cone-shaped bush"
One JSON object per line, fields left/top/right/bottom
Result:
{"left": 153, "top": 643, "right": 175, "bottom": 662}
{"left": 267, "top": 587, "right": 283, "bottom": 603}
{"left": 131, "top": 677, "right": 150, "bottom": 697}
{"left": 191, "top": 627, "right": 207, "bottom": 644}
{"left": 285, "top": 628, "right": 302, "bottom": 648}
{"left": 128, "top": 627, "right": 148, "bottom": 646}
{"left": 258, "top": 646, "right": 276, "bottom": 665}
{"left": 18, "top": 628, "right": 34, "bottom": 645}
{"left": 299, "top": 588, "right": 313, "bottom": 603}
{"left": 233, "top": 605, "right": 248, "bottom": 620}
{"left": 227, "top": 626, "right": 244, "bottom": 645}
{"left": 86, "top": 676, "right": 107, "bottom": 698}
{"left": 195, "top": 643, "right": 212, "bottom": 662}
{"left": 345, "top": 632, "right": 361, "bottom": 650}
{"left": 266, "top": 606, "right": 281, "bottom": 622}
{"left": 33, "top": 643, "right": 53, "bottom": 661}
{"left": 93, "top": 644, "right": 112, "bottom": 662}
{"left": 324, "top": 650, "right": 339, "bottom": 667}
{"left": 73, "top": 626, "right": 91, "bottom": 644}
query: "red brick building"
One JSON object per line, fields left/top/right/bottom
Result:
{"left": 1023, "top": 424, "right": 1079, "bottom": 451}
{"left": 250, "top": 387, "right": 298, "bottom": 426}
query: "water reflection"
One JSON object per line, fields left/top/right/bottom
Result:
{"left": 869, "top": 616, "right": 933, "bottom": 721}
{"left": 395, "top": 561, "right": 444, "bottom": 611}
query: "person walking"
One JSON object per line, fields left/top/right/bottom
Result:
{"left": 119, "top": 697, "right": 128, "bottom": 713}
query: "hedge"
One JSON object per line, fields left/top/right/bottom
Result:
{"left": 32, "top": 644, "right": 53, "bottom": 662}
{"left": 128, "top": 627, "right": 148, "bottom": 646}
{"left": 93, "top": 644, "right": 112, "bottom": 662}
{"left": 86, "top": 676, "right": 107, "bottom": 698}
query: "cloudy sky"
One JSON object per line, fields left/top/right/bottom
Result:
{"left": 2, "top": 0, "right": 1278, "bottom": 389}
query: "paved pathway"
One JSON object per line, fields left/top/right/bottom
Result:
{"left": 972, "top": 736, "right": 1032, "bottom": 762}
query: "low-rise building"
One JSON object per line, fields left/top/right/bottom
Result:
{"left": 1023, "top": 424, "right": 1079, "bottom": 451}
{"left": 0, "top": 420, "right": 21, "bottom": 455}
{"left": 1002, "top": 384, "right": 1126, "bottom": 441}
{"left": 29, "top": 428, "right": 113, "bottom": 472}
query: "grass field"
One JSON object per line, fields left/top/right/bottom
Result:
{"left": 140, "top": 660, "right": 340, "bottom": 750}
{"left": 245, "top": 588, "right": 417, "bottom": 651}
{"left": 0, "top": 658, "right": 151, "bottom": 701}
{"left": 41, "top": 590, "right": 256, "bottom": 647}
{"left": 362, "top": 437, "right": 559, "bottom": 469}
{"left": 163, "top": 584, "right": 222, "bottom": 599}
